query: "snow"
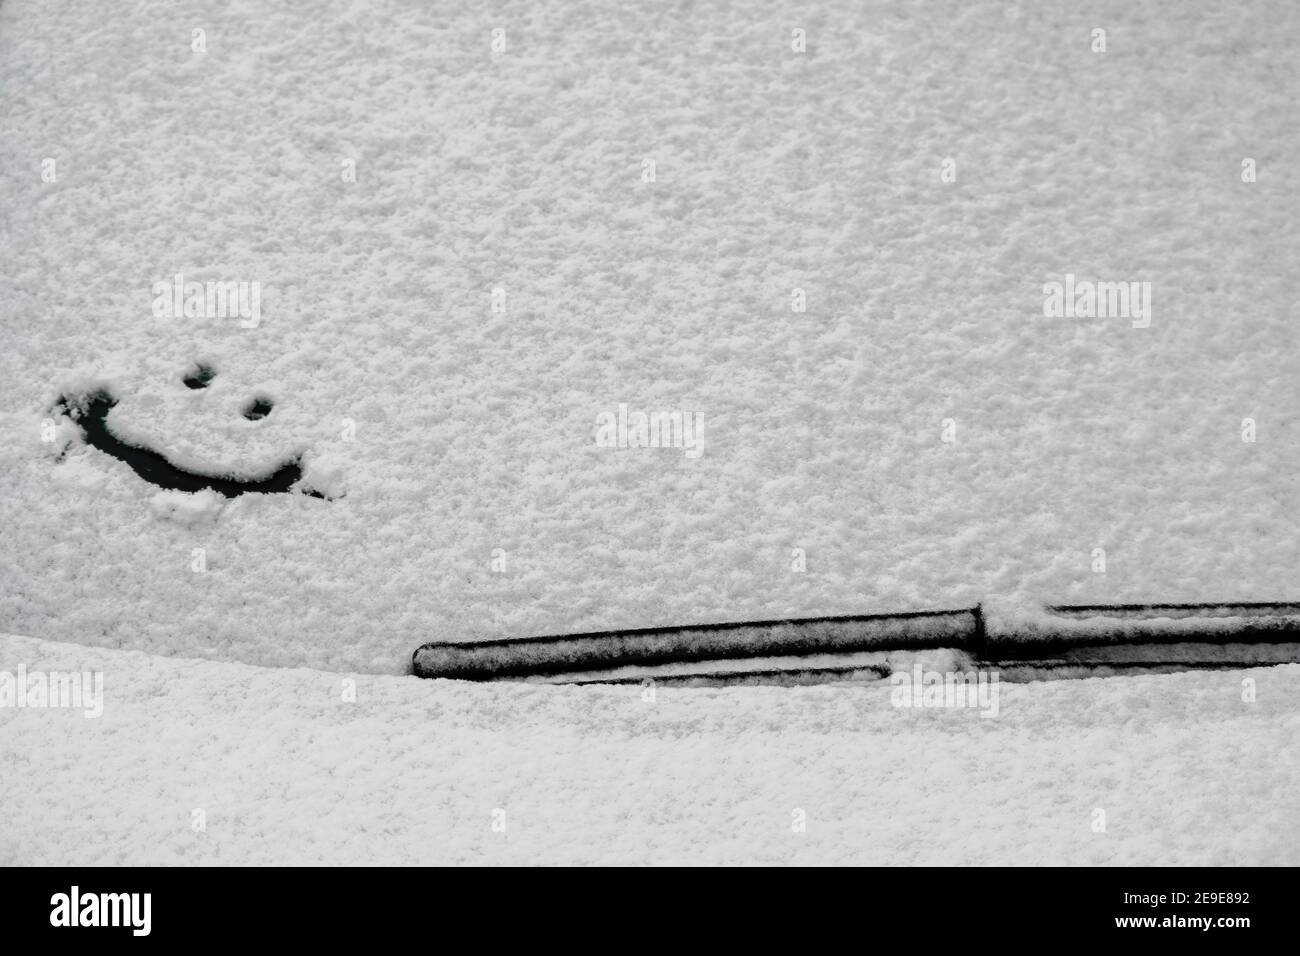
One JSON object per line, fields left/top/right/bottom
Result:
{"left": 0, "top": 0, "right": 1297, "bottom": 864}
{"left": 150, "top": 489, "right": 225, "bottom": 523}
{"left": 2, "top": 0, "right": 1297, "bottom": 673}
{"left": 3, "top": 632, "right": 1296, "bottom": 865}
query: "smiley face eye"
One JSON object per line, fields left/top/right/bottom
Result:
{"left": 182, "top": 363, "right": 216, "bottom": 389}
{"left": 243, "top": 397, "right": 274, "bottom": 421}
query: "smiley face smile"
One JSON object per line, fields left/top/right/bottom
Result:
{"left": 56, "top": 365, "right": 326, "bottom": 499}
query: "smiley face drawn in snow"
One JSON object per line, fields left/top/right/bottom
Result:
{"left": 56, "top": 363, "right": 326, "bottom": 499}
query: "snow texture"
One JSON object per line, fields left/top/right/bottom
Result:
{"left": 2, "top": 0, "right": 1298, "bottom": 674}
{"left": 0, "top": 0, "right": 1298, "bottom": 867}
{"left": 2, "top": 632, "right": 1296, "bottom": 865}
